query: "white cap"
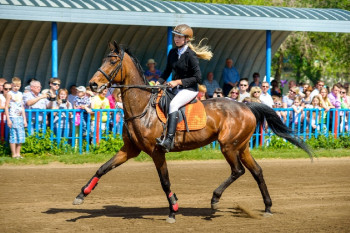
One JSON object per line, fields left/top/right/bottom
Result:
{"left": 77, "top": 86, "right": 86, "bottom": 92}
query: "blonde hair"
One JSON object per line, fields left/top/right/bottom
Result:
{"left": 198, "top": 84, "right": 207, "bottom": 93}
{"left": 188, "top": 38, "right": 213, "bottom": 61}
{"left": 228, "top": 87, "right": 240, "bottom": 100}
{"left": 12, "top": 77, "right": 21, "bottom": 85}
{"left": 290, "top": 86, "right": 299, "bottom": 95}
{"left": 250, "top": 86, "right": 262, "bottom": 98}
{"left": 311, "top": 95, "right": 322, "bottom": 106}
{"left": 57, "top": 89, "right": 68, "bottom": 101}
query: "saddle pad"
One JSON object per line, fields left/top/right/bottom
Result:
{"left": 156, "top": 94, "right": 207, "bottom": 131}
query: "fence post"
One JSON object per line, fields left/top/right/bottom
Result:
{"left": 0, "top": 112, "right": 4, "bottom": 142}
{"left": 334, "top": 110, "right": 338, "bottom": 139}
{"left": 259, "top": 123, "right": 264, "bottom": 147}
{"left": 96, "top": 111, "right": 100, "bottom": 145}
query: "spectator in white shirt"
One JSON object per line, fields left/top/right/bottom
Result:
{"left": 259, "top": 81, "right": 274, "bottom": 108}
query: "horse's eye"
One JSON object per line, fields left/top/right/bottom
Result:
{"left": 110, "top": 60, "right": 117, "bottom": 65}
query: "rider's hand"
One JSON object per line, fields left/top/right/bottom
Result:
{"left": 155, "top": 81, "right": 161, "bottom": 86}
{"left": 167, "top": 80, "right": 182, "bottom": 88}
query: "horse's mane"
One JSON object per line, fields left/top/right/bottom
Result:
{"left": 123, "top": 46, "right": 149, "bottom": 86}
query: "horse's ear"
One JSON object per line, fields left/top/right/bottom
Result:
{"left": 108, "top": 42, "right": 115, "bottom": 51}
{"left": 113, "top": 40, "right": 120, "bottom": 53}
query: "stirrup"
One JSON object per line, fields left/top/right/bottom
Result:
{"left": 157, "top": 137, "right": 174, "bottom": 152}
{"left": 156, "top": 136, "right": 164, "bottom": 144}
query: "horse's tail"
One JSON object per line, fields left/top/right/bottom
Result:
{"left": 246, "top": 102, "right": 313, "bottom": 161}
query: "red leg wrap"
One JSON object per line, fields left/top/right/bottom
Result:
{"left": 84, "top": 177, "right": 99, "bottom": 195}
{"left": 168, "top": 192, "right": 179, "bottom": 212}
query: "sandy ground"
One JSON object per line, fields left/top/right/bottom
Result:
{"left": 0, "top": 158, "right": 350, "bottom": 233}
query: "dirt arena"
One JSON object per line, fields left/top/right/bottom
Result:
{"left": 1, "top": 158, "right": 350, "bottom": 233}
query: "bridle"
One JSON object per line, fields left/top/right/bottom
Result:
{"left": 97, "top": 49, "right": 125, "bottom": 92}
{"left": 95, "top": 48, "right": 168, "bottom": 140}
{"left": 97, "top": 48, "right": 167, "bottom": 91}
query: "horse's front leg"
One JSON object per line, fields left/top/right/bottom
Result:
{"left": 152, "top": 151, "right": 178, "bottom": 223}
{"left": 73, "top": 144, "right": 140, "bottom": 205}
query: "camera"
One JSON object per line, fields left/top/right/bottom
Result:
{"left": 61, "top": 99, "right": 67, "bottom": 104}
{"left": 47, "top": 92, "right": 56, "bottom": 101}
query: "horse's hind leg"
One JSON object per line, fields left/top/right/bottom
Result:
{"left": 73, "top": 144, "right": 140, "bottom": 205}
{"left": 211, "top": 148, "right": 245, "bottom": 210}
{"left": 152, "top": 151, "right": 178, "bottom": 223}
{"left": 239, "top": 145, "right": 272, "bottom": 214}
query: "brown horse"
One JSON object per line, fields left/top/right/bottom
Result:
{"left": 73, "top": 42, "right": 312, "bottom": 223}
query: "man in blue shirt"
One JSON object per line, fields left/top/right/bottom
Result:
{"left": 203, "top": 72, "right": 220, "bottom": 98}
{"left": 222, "top": 58, "right": 240, "bottom": 96}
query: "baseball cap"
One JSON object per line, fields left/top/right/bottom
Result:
{"left": 77, "top": 86, "right": 86, "bottom": 92}
{"left": 146, "top": 59, "right": 156, "bottom": 65}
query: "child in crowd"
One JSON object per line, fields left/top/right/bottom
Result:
{"left": 197, "top": 84, "right": 207, "bottom": 100}
{"left": 291, "top": 96, "right": 304, "bottom": 124}
{"left": 272, "top": 96, "right": 287, "bottom": 123}
{"left": 91, "top": 89, "right": 110, "bottom": 135}
{"left": 5, "top": 77, "right": 27, "bottom": 159}
{"left": 309, "top": 95, "right": 323, "bottom": 130}
{"left": 73, "top": 86, "right": 92, "bottom": 136}
{"left": 51, "top": 89, "right": 73, "bottom": 138}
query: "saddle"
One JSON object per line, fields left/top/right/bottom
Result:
{"left": 156, "top": 89, "right": 207, "bottom": 131}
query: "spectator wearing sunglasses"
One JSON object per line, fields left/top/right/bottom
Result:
{"left": 227, "top": 87, "right": 240, "bottom": 101}
{"left": 48, "top": 78, "right": 61, "bottom": 101}
{"left": 259, "top": 81, "right": 274, "bottom": 108}
{"left": 0, "top": 77, "right": 7, "bottom": 94}
{"left": 309, "top": 80, "right": 324, "bottom": 101}
{"left": 237, "top": 78, "right": 250, "bottom": 102}
{"left": 0, "top": 82, "right": 11, "bottom": 126}
{"left": 0, "top": 80, "right": 10, "bottom": 109}
{"left": 340, "top": 86, "right": 349, "bottom": 109}
{"left": 282, "top": 86, "right": 299, "bottom": 108}
{"left": 272, "top": 96, "right": 287, "bottom": 123}
{"left": 249, "top": 86, "right": 262, "bottom": 103}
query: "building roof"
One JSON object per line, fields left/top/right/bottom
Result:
{"left": 1, "top": 0, "right": 349, "bottom": 32}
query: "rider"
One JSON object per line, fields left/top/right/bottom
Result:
{"left": 156, "top": 24, "right": 213, "bottom": 152}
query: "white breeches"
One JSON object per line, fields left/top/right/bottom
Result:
{"left": 169, "top": 89, "right": 198, "bottom": 114}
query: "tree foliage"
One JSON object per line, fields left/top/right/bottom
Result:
{"left": 169, "top": 0, "right": 350, "bottom": 85}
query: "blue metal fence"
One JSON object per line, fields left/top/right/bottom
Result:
{"left": 1, "top": 108, "right": 349, "bottom": 153}
{"left": 0, "top": 109, "right": 124, "bottom": 154}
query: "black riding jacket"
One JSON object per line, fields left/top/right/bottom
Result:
{"left": 158, "top": 47, "right": 201, "bottom": 92}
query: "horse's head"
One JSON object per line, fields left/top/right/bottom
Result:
{"left": 89, "top": 41, "right": 125, "bottom": 93}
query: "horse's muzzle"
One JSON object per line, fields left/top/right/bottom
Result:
{"left": 90, "top": 82, "right": 98, "bottom": 92}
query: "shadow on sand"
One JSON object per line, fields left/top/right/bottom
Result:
{"left": 43, "top": 205, "right": 256, "bottom": 222}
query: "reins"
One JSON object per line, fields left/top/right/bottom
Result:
{"left": 96, "top": 47, "right": 170, "bottom": 140}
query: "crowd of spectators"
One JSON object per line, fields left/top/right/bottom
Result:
{"left": 1, "top": 58, "right": 349, "bottom": 156}
{"left": 0, "top": 77, "right": 124, "bottom": 155}
{"left": 142, "top": 56, "right": 349, "bottom": 133}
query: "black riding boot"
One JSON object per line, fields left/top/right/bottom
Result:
{"left": 157, "top": 111, "right": 179, "bottom": 152}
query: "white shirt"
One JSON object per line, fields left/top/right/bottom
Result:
{"left": 177, "top": 45, "right": 188, "bottom": 59}
{"left": 238, "top": 92, "right": 250, "bottom": 102}
{"left": 309, "top": 89, "right": 319, "bottom": 102}
{"left": 0, "top": 93, "right": 5, "bottom": 108}
{"left": 260, "top": 92, "right": 274, "bottom": 108}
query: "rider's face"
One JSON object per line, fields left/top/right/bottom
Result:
{"left": 174, "top": 34, "right": 186, "bottom": 47}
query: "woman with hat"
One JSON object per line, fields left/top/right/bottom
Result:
{"left": 155, "top": 24, "right": 213, "bottom": 152}
{"left": 145, "top": 58, "right": 162, "bottom": 83}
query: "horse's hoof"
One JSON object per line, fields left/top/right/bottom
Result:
{"left": 72, "top": 197, "right": 84, "bottom": 205}
{"left": 211, "top": 202, "right": 219, "bottom": 210}
{"left": 166, "top": 217, "right": 176, "bottom": 224}
{"left": 263, "top": 212, "right": 273, "bottom": 217}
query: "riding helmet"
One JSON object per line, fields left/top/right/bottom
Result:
{"left": 172, "top": 24, "right": 193, "bottom": 39}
